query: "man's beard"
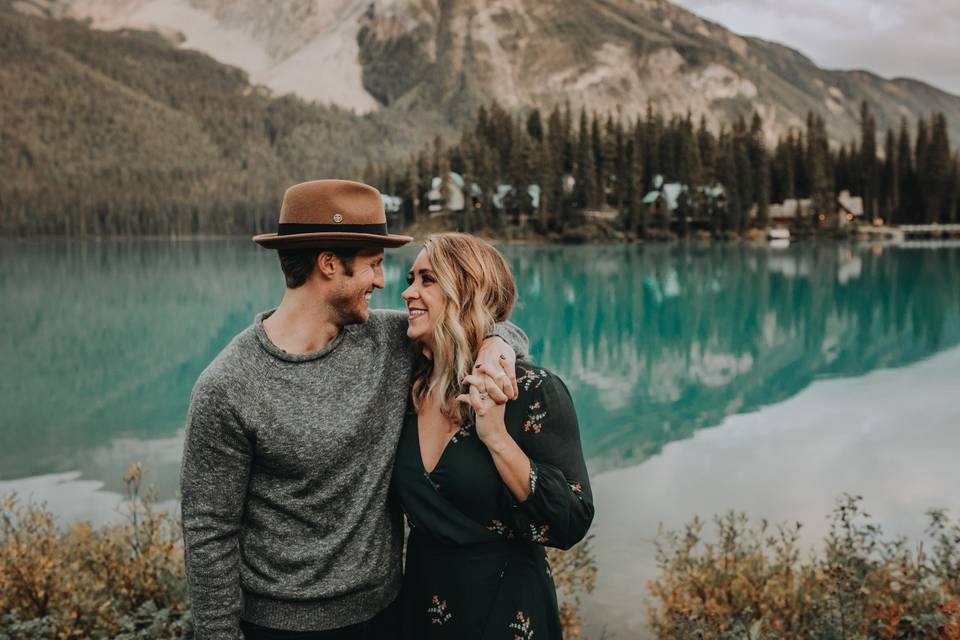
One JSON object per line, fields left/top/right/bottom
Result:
{"left": 329, "top": 285, "right": 369, "bottom": 326}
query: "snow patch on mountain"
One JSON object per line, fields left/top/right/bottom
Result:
{"left": 57, "top": 0, "right": 381, "bottom": 112}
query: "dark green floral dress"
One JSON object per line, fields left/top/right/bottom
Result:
{"left": 392, "top": 363, "right": 594, "bottom": 640}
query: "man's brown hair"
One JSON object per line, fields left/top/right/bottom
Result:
{"left": 277, "top": 247, "right": 361, "bottom": 288}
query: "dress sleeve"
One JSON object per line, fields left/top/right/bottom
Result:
{"left": 500, "top": 370, "right": 594, "bottom": 550}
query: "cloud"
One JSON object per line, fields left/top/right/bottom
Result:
{"left": 672, "top": 0, "right": 960, "bottom": 95}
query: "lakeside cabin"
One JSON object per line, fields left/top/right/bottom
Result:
{"left": 768, "top": 191, "right": 864, "bottom": 227}
{"left": 427, "top": 171, "right": 542, "bottom": 224}
{"left": 642, "top": 175, "right": 726, "bottom": 228}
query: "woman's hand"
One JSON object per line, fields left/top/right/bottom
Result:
{"left": 457, "top": 366, "right": 509, "bottom": 447}
{"left": 458, "top": 365, "right": 532, "bottom": 503}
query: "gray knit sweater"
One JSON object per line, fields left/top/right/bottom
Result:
{"left": 180, "top": 309, "right": 527, "bottom": 639}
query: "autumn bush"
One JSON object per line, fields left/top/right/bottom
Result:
{"left": 0, "top": 466, "right": 597, "bottom": 640}
{"left": 647, "top": 495, "right": 960, "bottom": 639}
{"left": 0, "top": 465, "right": 189, "bottom": 640}
{"left": 549, "top": 534, "right": 598, "bottom": 639}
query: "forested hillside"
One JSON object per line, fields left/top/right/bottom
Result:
{"left": 0, "top": 11, "right": 442, "bottom": 235}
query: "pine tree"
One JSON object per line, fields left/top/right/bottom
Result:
{"left": 915, "top": 118, "right": 930, "bottom": 222}
{"left": 834, "top": 145, "right": 850, "bottom": 194}
{"left": 749, "top": 113, "right": 770, "bottom": 226}
{"left": 416, "top": 149, "right": 431, "bottom": 218}
{"left": 526, "top": 109, "right": 544, "bottom": 142}
{"left": 613, "top": 117, "right": 627, "bottom": 209}
{"left": 718, "top": 134, "right": 739, "bottom": 234}
{"left": 924, "top": 113, "right": 952, "bottom": 223}
{"left": 643, "top": 103, "right": 661, "bottom": 192}
{"left": 574, "top": 109, "right": 596, "bottom": 217}
{"left": 809, "top": 115, "right": 834, "bottom": 228}
{"left": 859, "top": 102, "right": 878, "bottom": 219}
{"left": 880, "top": 129, "right": 898, "bottom": 223}
{"left": 947, "top": 154, "right": 960, "bottom": 224}
{"left": 735, "top": 144, "right": 753, "bottom": 232}
{"left": 537, "top": 137, "right": 554, "bottom": 232}
{"left": 591, "top": 113, "right": 605, "bottom": 208}
{"left": 697, "top": 115, "right": 717, "bottom": 183}
{"left": 896, "top": 117, "right": 914, "bottom": 223}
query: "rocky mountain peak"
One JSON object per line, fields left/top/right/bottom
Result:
{"left": 13, "top": 0, "right": 960, "bottom": 143}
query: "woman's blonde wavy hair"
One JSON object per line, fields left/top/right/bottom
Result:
{"left": 411, "top": 233, "right": 516, "bottom": 425}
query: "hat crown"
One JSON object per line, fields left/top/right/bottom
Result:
{"left": 252, "top": 178, "right": 412, "bottom": 249}
{"left": 280, "top": 179, "right": 385, "bottom": 226}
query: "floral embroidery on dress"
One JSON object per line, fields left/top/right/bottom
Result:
{"left": 529, "top": 465, "right": 539, "bottom": 495}
{"left": 569, "top": 481, "right": 583, "bottom": 496}
{"left": 509, "top": 611, "right": 535, "bottom": 639}
{"left": 450, "top": 422, "right": 472, "bottom": 443}
{"left": 528, "top": 523, "right": 550, "bottom": 544}
{"left": 518, "top": 367, "right": 548, "bottom": 391}
{"left": 523, "top": 401, "right": 547, "bottom": 434}
{"left": 486, "top": 519, "right": 516, "bottom": 539}
{"left": 428, "top": 595, "right": 452, "bottom": 625}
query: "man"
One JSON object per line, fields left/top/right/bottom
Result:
{"left": 181, "top": 180, "right": 527, "bottom": 640}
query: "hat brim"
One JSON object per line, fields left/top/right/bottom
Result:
{"left": 252, "top": 231, "right": 414, "bottom": 249}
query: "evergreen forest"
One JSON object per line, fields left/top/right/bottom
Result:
{"left": 365, "top": 101, "right": 960, "bottom": 239}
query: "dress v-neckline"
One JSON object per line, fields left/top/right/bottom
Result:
{"left": 414, "top": 411, "right": 463, "bottom": 475}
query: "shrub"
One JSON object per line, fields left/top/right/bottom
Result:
{"left": 549, "top": 535, "right": 598, "bottom": 638}
{"left": 1, "top": 466, "right": 596, "bottom": 639}
{"left": 0, "top": 464, "right": 189, "bottom": 639}
{"left": 647, "top": 494, "right": 960, "bottom": 639}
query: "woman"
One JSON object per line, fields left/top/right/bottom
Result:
{"left": 392, "top": 233, "right": 594, "bottom": 639}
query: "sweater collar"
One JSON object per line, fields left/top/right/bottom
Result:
{"left": 254, "top": 309, "right": 350, "bottom": 362}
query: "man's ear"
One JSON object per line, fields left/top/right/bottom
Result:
{"left": 315, "top": 251, "right": 340, "bottom": 279}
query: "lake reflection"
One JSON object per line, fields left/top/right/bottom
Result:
{"left": 1, "top": 240, "right": 958, "bottom": 507}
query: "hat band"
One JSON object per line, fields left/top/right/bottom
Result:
{"left": 277, "top": 222, "right": 388, "bottom": 236}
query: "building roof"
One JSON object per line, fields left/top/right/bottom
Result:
{"left": 768, "top": 198, "right": 813, "bottom": 219}
{"left": 380, "top": 194, "right": 402, "bottom": 213}
{"left": 429, "top": 171, "right": 466, "bottom": 191}
{"left": 643, "top": 182, "right": 685, "bottom": 210}
{"left": 837, "top": 190, "right": 864, "bottom": 216}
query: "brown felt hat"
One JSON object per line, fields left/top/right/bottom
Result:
{"left": 253, "top": 179, "right": 413, "bottom": 249}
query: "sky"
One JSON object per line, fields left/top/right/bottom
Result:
{"left": 671, "top": 0, "right": 960, "bottom": 96}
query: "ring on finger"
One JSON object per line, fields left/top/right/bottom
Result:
{"left": 478, "top": 392, "right": 490, "bottom": 400}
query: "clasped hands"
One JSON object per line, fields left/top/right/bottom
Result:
{"left": 456, "top": 336, "right": 517, "bottom": 445}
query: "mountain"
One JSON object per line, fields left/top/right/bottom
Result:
{"left": 22, "top": 0, "right": 960, "bottom": 144}
{"left": 0, "top": 6, "right": 450, "bottom": 235}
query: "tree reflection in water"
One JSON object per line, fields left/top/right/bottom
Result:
{"left": 1, "top": 241, "right": 958, "bottom": 489}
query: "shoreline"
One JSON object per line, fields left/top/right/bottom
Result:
{"left": 0, "top": 227, "right": 883, "bottom": 245}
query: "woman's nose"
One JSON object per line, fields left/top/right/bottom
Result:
{"left": 402, "top": 285, "right": 416, "bottom": 300}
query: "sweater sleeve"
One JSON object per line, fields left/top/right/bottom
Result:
{"left": 370, "top": 309, "right": 529, "bottom": 359}
{"left": 501, "top": 369, "right": 594, "bottom": 550}
{"left": 490, "top": 320, "right": 530, "bottom": 360}
{"left": 180, "top": 376, "right": 252, "bottom": 640}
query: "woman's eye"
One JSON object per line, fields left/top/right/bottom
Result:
{"left": 405, "top": 274, "right": 414, "bottom": 285}
{"left": 422, "top": 276, "right": 434, "bottom": 285}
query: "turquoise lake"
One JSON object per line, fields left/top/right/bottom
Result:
{"left": 1, "top": 239, "right": 959, "bottom": 638}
